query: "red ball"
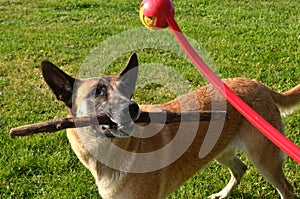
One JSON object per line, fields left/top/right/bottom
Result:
{"left": 140, "top": 0, "right": 174, "bottom": 29}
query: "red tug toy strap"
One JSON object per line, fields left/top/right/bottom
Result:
{"left": 166, "top": 16, "right": 300, "bottom": 164}
{"left": 140, "top": 0, "right": 300, "bottom": 164}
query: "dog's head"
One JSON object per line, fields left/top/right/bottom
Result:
{"left": 41, "top": 53, "right": 141, "bottom": 137}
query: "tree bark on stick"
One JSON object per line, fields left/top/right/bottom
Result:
{"left": 9, "top": 111, "right": 227, "bottom": 137}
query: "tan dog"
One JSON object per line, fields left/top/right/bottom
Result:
{"left": 41, "top": 53, "right": 299, "bottom": 199}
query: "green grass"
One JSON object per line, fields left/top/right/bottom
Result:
{"left": 0, "top": 0, "right": 299, "bottom": 198}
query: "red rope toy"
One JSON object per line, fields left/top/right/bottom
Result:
{"left": 139, "top": 0, "right": 300, "bottom": 164}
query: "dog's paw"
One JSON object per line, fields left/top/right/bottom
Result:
{"left": 207, "top": 192, "right": 228, "bottom": 199}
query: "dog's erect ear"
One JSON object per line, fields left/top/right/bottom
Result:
{"left": 117, "top": 53, "right": 138, "bottom": 98}
{"left": 41, "top": 61, "right": 75, "bottom": 108}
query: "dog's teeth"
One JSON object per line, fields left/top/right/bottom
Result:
{"left": 101, "top": 125, "right": 110, "bottom": 130}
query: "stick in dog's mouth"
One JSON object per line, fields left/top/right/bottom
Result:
{"left": 9, "top": 111, "right": 227, "bottom": 138}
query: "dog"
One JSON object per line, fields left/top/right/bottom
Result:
{"left": 41, "top": 53, "right": 299, "bottom": 199}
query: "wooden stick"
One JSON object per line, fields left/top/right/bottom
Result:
{"left": 9, "top": 111, "right": 227, "bottom": 137}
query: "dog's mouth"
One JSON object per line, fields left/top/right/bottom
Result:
{"left": 91, "top": 101, "right": 141, "bottom": 138}
{"left": 98, "top": 123, "right": 135, "bottom": 138}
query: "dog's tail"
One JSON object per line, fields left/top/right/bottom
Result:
{"left": 271, "top": 84, "right": 300, "bottom": 116}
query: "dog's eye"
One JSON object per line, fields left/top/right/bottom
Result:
{"left": 92, "top": 85, "right": 107, "bottom": 98}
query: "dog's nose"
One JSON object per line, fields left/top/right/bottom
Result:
{"left": 129, "top": 101, "right": 140, "bottom": 121}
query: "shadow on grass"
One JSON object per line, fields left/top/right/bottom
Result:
{"left": 229, "top": 192, "right": 300, "bottom": 199}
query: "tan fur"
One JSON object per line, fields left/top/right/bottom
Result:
{"left": 67, "top": 78, "right": 298, "bottom": 199}
{"left": 42, "top": 57, "right": 298, "bottom": 199}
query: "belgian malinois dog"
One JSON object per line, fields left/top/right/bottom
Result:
{"left": 41, "top": 53, "right": 298, "bottom": 199}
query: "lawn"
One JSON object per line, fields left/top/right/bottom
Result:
{"left": 0, "top": 0, "right": 299, "bottom": 198}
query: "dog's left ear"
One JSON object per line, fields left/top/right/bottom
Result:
{"left": 117, "top": 53, "right": 138, "bottom": 98}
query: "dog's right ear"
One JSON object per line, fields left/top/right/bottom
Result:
{"left": 41, "top": 61, "right": 75, "bottom": 108}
